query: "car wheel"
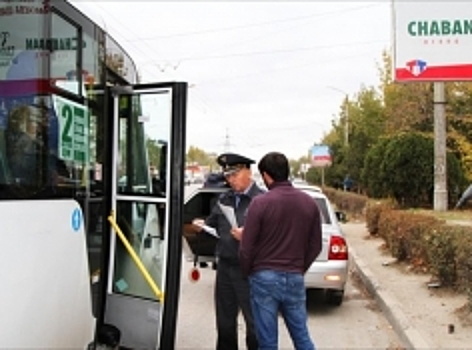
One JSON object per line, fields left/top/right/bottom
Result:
{"left": 326, "top": 289, "right": 344, "bottom": 306}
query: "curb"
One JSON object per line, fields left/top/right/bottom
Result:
{"left": 349, "top": 246, "right": 431, "bottom": 350}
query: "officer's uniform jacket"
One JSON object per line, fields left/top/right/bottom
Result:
{"left": 205, "top": 182, "right": 265, "bottom": 265}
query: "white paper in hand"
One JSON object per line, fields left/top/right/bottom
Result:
{"left": 218, "top": 203, "right": 238, "bottom": 229}
{"left": 194, "top": 221, "right": 219, "bottom": 238}
{"left": 202, "top": 224, "right": 219, "bottom": 238}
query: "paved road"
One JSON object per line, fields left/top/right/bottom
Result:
{"left": 177, "top": 185, "right": 401, "bottom": 349}
{"left": 175, "top": 259, "right": 401, "bottom": 349}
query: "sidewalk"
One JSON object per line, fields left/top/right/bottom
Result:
{"left": 344, "top": 222, "right": 472, "bottom": 350}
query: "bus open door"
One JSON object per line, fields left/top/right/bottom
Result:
{"left": 97, "top": 83, "right": 187, "bottom": 349}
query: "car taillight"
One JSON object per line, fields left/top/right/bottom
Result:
{"left": 328, "top": 236, "right": 348, "bottom": 260}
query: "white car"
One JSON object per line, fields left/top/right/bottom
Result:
{"left": 294, "top": 185, "right": 348, "bottom": 306}
{"left": 183, "top": 184, "right": 348, "bottom": 305}
{"left": 292, "top": 183, "right": 323, "bottom": 193}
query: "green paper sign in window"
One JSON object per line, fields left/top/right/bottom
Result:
{"left": 53, "top": 95, "right": 89, "bottom": 163}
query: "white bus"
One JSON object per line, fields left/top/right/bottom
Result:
{"left": 0, "top": 1, "right": 187, "bottom": 348}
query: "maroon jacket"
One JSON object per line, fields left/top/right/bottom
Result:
{"left": 239, "top": 181, "right": 322, "bottom": 277}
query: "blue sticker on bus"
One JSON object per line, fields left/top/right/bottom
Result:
{"left": 72, "top": 208, "right": 82, "bottom": 232}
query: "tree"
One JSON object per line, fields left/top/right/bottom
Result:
{"left": 146, "top": 139, "right": 162, "bottom": 170}
{"left": 362, "top": 137, "right": 390, "bottom": 198}
{"left": 377, "top": 50, "right": 434, "bottom": 136}
{"left": 380, "top": 132, "right": 465, "bottom": 207}
{"left": 344, "top": 86, "right": 386, "bottom": 191}
{"left": 186, "top": 146, "right": 218, "bottom": 169}
{"left": 446, "top": 82, "right": 472, "bottom": 181}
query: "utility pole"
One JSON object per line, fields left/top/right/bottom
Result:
{"left": 433, "top": 82, "right": 448, "bottom": 211}
{"left": 223, "top": 128, "right": 232, "bottom": 152}
{"left": 344, "top": 96, "right": 349, "bottom": 146}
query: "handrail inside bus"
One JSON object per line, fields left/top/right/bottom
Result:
{"left": 107, "top": 211, "right": 164, "bottom": 303}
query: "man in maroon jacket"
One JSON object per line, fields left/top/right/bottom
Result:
{"left": 238, "top": 151, "right": 322, "bottom": 350}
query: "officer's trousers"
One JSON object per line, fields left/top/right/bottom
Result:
{"left": 215, "top": 259, "right": 258, "bottom": 350}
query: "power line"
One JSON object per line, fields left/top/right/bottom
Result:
{"left": 195, "top": 49, "right": 386, "bottom": 86}
{"left": 90, "top": 2, "right": 388, "bottom": 80}
{"left": 222, "top": 129, "right": 235, "bottom": 153}
{"left": 125, "top": 3, "right": 382, "bottom": 41}
{"left": 141, "top": 39, "right": 388, "bottom": 63}
{"left": 91, "top": 2, "right": 167, "bottom": 81}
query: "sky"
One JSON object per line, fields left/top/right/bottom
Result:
{"left": 74, "top": 1, "right": 392, "bottom": 161}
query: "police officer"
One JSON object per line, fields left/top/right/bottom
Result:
{"left": 193, "top": 152, "right": 264, "bottom": 350}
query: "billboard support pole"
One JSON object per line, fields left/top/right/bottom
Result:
{"left": 433, "top": 81, "right": 448, "bottom": 211}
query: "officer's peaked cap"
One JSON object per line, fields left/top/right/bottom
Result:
{"left": 217, "top": 153, "right": 255, "bottom": 173}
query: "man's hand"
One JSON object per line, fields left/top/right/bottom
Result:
{"left": 192, "top": 219, "right": 205, "bottom": 233}
{"left": 231, "top": 227, "right": 243, "bottom": 241}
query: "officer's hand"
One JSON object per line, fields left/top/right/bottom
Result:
{"left": 231, "top": 227, "right": 243, "bottom": 241}
{"left": 192, "top": 219, "right": 205, "bottom": 233}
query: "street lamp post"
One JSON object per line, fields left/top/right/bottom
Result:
{"left": 327, "top": 86, "right": 349, "bottom": 146}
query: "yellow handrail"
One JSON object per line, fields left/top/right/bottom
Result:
{"left": 108, "top": 211, "right": 164, "bottom": 303}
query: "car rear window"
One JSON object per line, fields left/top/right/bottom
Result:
{"left": 314, "top": 197, "right": 331, "bottom": 225}
{"left": 302, "top": 193, "right": 331, "bottom": 224}
{"left": 299, "top": 189, "right": 332, "bottom": 224}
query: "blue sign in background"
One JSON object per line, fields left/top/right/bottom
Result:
{"left": 311, "top": 145, "right": 332, "bottom": 167}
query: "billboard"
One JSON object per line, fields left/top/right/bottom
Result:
{"left": 393, "top": 1, "right": 472, "bottom": 81}
{"left": 311, "top": 145, "right": 332, "bottom": 168}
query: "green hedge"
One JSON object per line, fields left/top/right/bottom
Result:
{"left": 322, "top": 187, "right": 368, "bottom": 218}
{"left": 366, "top": 205, "right": 472, "bottom": 310}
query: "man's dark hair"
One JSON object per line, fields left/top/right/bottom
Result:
{"left": 258, "top": 152, "right": 289, "bottom": 182}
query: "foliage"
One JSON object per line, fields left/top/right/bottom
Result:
{"left": 360, "top": 132, "right": 467, "bottom": 207}
{"left": 290, "top": 155, "right": 311, "bottom": 179}
{"left": 381, "top": 132, "right": 434, "bottom": 206}
{"left": 424, "top": 225, "right": 459, "bottom": 286}
{"left": 345, "top": 87, "right": 386, "bottom": 188}
{"left": 446, "top": 148, "right": 469, "bottom": 205}
{"left": 447, "top": 127, "right": 472, "bottom": 183}
{"left": 372, "top": 204, "right": 472, "bottom": 306}
{"left": 320, "top": 152, "right": 348, "bottom": 190}
{"left": 305, "top": 166, "right": 324, "bottom": 186}
{"left": 322, "top": 187, "right": 368, "bottom": 218}
{"left": 186, "top": 146, "right": 217, "bottom": 168}
{"left": 321, "top": 50, "right": 472, "bottom": 201}
{"left": 379, "top": 211, "right": 440, "bottom": 266}
{"left": 361, "top": 137, "right": 390, "bottom": 198}
{"left": 146, "top": 139, "right": 162, "bottom": 169}
{"left": 365, "top": 199, "right": 396, "bottom": 236}
{"left": 454, "top": 230, "right": 472, "bottom": 308}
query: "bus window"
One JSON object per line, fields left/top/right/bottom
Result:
{"left": 117, "top": 92, "right": 171, "bottom": 197}
{"left": 113, "top": 90, "right": 171, "bottom": 300}
{"left": 51, "top": 11, "right": 82, "bottom": 96}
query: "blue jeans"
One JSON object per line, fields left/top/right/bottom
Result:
{"left": 249, "top": 270, "right": 315, "bottom": 350}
